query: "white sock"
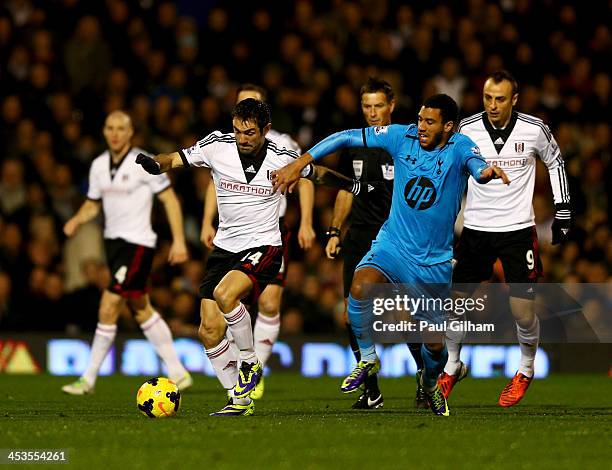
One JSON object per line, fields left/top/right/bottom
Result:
{"left": 254, "top": 312, "right": 280, "bottom": 366}
{"left": 225, "top": 328, "right": 240, "bottom": 356}
{"left": 82, "top": 323, "right": 117, "bottom": 386}
{"left": 141, "top": 311, "right": 187, "bottom": 379}
{"left": 516, "top": 316, "right": 540, "bottom": 378}
{"left": 444, "top": 314, "right": 466, "bottom": 375}
{"left": 223, "top": 303, "right": 257, "bottom": 364}
{"left": 206, "top": 338, "right": 239, "bottom": 390}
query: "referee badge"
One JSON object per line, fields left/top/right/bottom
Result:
{"left": 353, "top": 160, "right": 363, "bottom": 180}
{"left": 381, "top": 164, "right": 394, "bottom": 180}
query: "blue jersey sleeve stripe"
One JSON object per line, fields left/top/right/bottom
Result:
{"left": 362, "top": 128, "right": 367, "bottom": 148}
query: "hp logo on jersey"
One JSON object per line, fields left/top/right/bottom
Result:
{"left": 404, "top": 176, "right": 436, "bottom": 210}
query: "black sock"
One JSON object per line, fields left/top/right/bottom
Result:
{"left": 364, "top": 373, "right": 380, "bottom": 396}
{"left": 408, "top": 343, "right": 424, "bottom": 370}
{"left": 346, "top": 323, "right": 361, "bottom": 362}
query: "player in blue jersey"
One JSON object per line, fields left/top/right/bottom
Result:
{"left": 272, "top": 94, "right": 509, "bottom": 416}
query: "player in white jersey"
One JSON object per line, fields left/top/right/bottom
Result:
{"left": 438, "top": 71, "right": 572, "bottom": 406}
{"left": 200, "top": 84, "right": 315, "bottom": 400}
{"left": 62, "top": 111, "right": 192, "bottom": 395}
{"left": 137, "top": 98, "right": 356, "bottom": 416}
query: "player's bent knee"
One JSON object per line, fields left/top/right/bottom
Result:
{"left": 212, "top": 284, "right": 236, "bottom": 312}
{"left": 350, "top": 268, "right": 385, "bottom": 300}
{"left": 349, "top": 278, "right": 369, "bottom": 300}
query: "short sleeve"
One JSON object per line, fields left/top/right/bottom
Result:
{"left": 178, "top": 131, "right": 226, "bottom": 168}
{"left": 147, "top": 172, "right": 172, "bottom": 194}
{"left": 86, "top": 162, "right": 101, "bottom": 200}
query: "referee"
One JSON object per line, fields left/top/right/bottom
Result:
{"left": 325, "top": 78, "right": 427, "bottom": 409}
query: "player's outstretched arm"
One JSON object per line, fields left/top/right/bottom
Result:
{"left": 63, "top": 199, "right": 101, "bottom": 237}
{"left": 201, "top": 182, "right": 218, "bottom": 249}
{"left": 157, "top": 187, "right": 188, "bottom": 265}
{"left": 477, "top": 165, "right": 511, "bottom": 185}
{"left": 272, "top": 129, "right": 367, "bottom": 193}
{"left": 136, "top": 152, "right": 183, "bottom": 174}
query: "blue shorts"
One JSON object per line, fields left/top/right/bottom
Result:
{"left": 356, "top": 237, "right": 452, "bottom": 325}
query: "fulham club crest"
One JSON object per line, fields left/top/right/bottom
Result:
{"left": 515, "top": 142, "right": 525, "bottom": 153}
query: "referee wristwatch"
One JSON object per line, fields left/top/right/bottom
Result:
{"left": 325, "top": 226, "right": 341, "bottom": 241}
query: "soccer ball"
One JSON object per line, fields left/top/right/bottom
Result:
{"left": 136, "top": 377, "right": 181, "bottom": 418}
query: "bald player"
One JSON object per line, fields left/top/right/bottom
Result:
{"left": 62, "top": 111, "right": 192, "bottom": 395}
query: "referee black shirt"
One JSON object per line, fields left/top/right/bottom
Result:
{"left": 337, "top": 146, "right": 394, "bottom": 227}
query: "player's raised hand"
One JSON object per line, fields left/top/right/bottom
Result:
{"left": 168, "top": 240, "right": 188, "bottom": 265}
{"left": 480, "top": 165, "right": 510, "bottom": 185}
{"left": 298, "top": 223, "right": 316, "bottom": 250}
{"left": 200, "top": 223, "right": 216, "bottom": 249}
{"left": 136, "top": 153, "right": 161, "bottom": 175}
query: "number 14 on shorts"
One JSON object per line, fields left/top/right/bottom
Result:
{"left": 241, "top": 251, "right": 262, "bottom": 265}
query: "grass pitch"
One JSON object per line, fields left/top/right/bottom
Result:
{"left": 1, "top": 373, "right": 610, "bottom": 469}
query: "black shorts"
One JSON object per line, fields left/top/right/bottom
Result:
{"left": 342, "top": 225, "right": 382, "bottom": 298}
{"left": 199, "top": 245, "right": 283, "bottom": 303}
{"left": 269, "top": 219, "right": 291, "bottom": 287}
{"left": 453, "top": 226, "right": 543, "bottom": 299}
{"left": 104, "top": 238, "right": 155, "bottom": 298}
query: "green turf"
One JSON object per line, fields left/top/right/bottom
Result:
{"left": 1, "top": 374, "right": 610, "bottom": 469}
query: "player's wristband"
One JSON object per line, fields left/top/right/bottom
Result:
{"left": 554, "top": 203, "right": 571, "bottom": 220}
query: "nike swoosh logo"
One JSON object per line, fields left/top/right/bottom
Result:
{"left": 367, "top": 395, "right": 381, "bottom": 407}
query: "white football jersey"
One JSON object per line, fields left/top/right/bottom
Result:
{"left": 180, "top": 131, "right": 310, "bottom": 253}
{"left": 267, "top": 129, "right": 301, "bottom": 218}
{"left": 459, "top": 112, "right": 570, "bottom": 232}
{"left": 87, "top": 147, "right": 171, "bottom": 247}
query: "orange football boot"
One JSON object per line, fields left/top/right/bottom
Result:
{"left": 498, "top": 372, "right": 533, "bottom": 407}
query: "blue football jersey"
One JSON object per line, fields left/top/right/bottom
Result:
{"left": 309, "top": 124, "right": 488, "bottom": 265}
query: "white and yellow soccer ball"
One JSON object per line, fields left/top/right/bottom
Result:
{"left": 137, "top": 377, "right": 181, "bottom": 418}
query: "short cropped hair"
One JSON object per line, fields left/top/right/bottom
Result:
{"left": 237, "top": 83, "right": 268, "bottom": 102}
{"left": 422, "top": 94, "right": 459, "bottom": 125}
{"left": 486, "top": 70, "right": 519, "bottom": 95}
{"left": 231, "top": 98, "right": 271, "bottom": 130}
{"left": 360, "top": 77, "right": 395, "bottom": 102}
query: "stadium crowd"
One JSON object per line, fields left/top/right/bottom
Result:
{"left": 0, "top": 0, "right": 609, "bottom": 335}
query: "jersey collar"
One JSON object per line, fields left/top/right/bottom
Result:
{"left": 109, "top": 146, "right": 132, "bottom": 181}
